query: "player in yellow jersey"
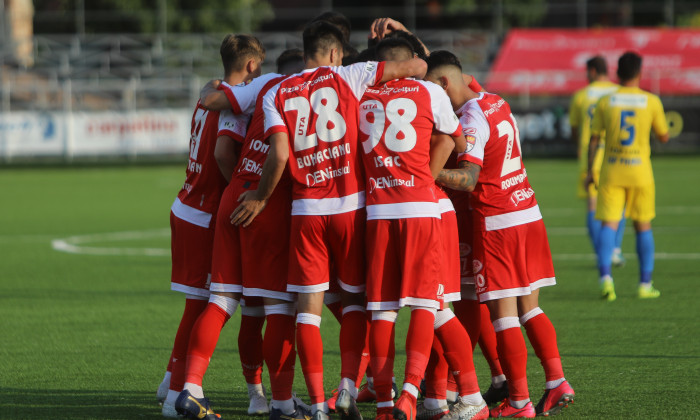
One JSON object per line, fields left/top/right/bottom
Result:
{"left": 569, "top": 56, "right": 626, "bottom": 265}
{"left": 586, "top": 51, "right": 669, "bottom": 301}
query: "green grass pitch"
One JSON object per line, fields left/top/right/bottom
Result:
{"left": 1, "top": 157, "right": 699, "bottom": 419}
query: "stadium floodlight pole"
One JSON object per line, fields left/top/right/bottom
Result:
{"left": 76, "top": 0, "right": 85, "bottom": 37}
{"left": 577, "top": 0, "right": 587, "bottom": 28}
{"left": 405, "top": 0, "right": 416, "bottom": 32}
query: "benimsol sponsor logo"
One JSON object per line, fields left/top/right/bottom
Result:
{"left": 305, "top": 162, "right": 351, "bottom": 186}
{"left": 368, "top": 175, "right": 415, "bottom": 194}
{"left": 510, "top": 187, "right": 535, "bottom": 206}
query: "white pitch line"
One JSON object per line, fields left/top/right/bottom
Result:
{"left": 51, "top": 229, "right": 170, "bottom": 257}
{"left": 49, "top": 228, "right": 700, "bottom": 260}
{"left": 553, "top": 252, "right": 700, "bottom": 261}
{"left": 547, "top": 226, "right": 700, "bottom": 235}
{"left": 543, "top": 205, "right": 700, "bottom": 217}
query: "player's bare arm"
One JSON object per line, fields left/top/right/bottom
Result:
{"left": 452, "top": 133, "right": 467, "bottom": 154}
{"left": 429, "top": 133, "right": 456, "bottom": 179}
{"left": 199, "top": 79, "right": 232, "bottom": 111}
{"left": 214, "top": 135, "right": 240, "bottom": 182}
{"left": 230, "top": 132, "right": 289, "bottom": 227}
{"left": 436, "top": 160, "right": 481, "bottom": 192}
{"left": 584, "top": 134, "right": 600, "bottom": 187}
{"left": 380, "top": 57, "right": 427, "bottom": 83}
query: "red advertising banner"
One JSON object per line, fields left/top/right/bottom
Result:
{"left": 486, "top": 28, "right": 700, "bottom": 95}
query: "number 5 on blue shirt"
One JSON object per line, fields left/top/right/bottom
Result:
{"left": 620, "top": 110, "right": 635, "bottom": 146}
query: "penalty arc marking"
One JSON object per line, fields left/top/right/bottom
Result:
{"left": 48, "top": 228, "right": 700, "bottom": 260}
{"left": 51, "top": 229, "right": 170, "bottom": 257}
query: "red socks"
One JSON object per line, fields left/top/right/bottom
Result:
{"left": 370, "top": 312, "right": 397, "bottom": 405}
{"left": 238, "top": 309, "right": 265, "bottom": 385}
{"left": 296, "top": 313, "right": 325, "bottom": 404}
{"left": 521, "top": 309, "right": 564, "bottom": 383}
{"left": 479, "top": 304, "right": 504, "bottom": 378}
{"left": 185, "top": 301, "right": 232, "bottom": 386}
{"left": 434, "top": 311, "right": 479, "bottom": 396}
{"left": 424, "top": 336, "right": 448, "bottom": 400}
{"left": 493, "top": 317, "right": 529, "bottom": 401}
{"left": 355, "top": 314, "right": 372, "bottom": 386}
{"left": 264, "top": 312, "right": 296, "bottom": 401}
{"left": 453, "top": 299, "right": 481, "bottom": 351}
{"left": 404, "top": 308, "right": 436, "bottom": 389}
{"left": 169, "top": 298, "right": 208, "bottom": 392}
{"left": 340, "top": 307, "right": 368, "bottom": 383}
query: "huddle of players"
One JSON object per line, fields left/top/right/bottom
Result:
{"left": 158, "top": 12, "right": 576, "bottom": 420}
{"left": 569, "top": 53, "right": 669, "bottom": 302}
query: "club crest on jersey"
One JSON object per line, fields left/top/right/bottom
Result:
{"left": 465, "top": 135, "right": 476, "bottom": 153}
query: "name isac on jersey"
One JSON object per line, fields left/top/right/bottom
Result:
{"left": 510, "top": 187, "right": 534, "bottom": 206}
{"left": 305, "top": 162, "right": 350, "bottom": 186}
{"left": 296, "top": 143, "right": 351, "bottom": 169}
{"left": 374, "top": 155, "right": 402, "bottom": 168}
{"left": 281, "top": 73, "right": 334, "bottom": 94}
{"left": 501, "top": 168, "right": 527, "bottom": 189}
{"left": 188, "top": 159, "right": 202, "bottom": 174}
{"left": 484, "top": 99, "right": 506, "bottom": 117}
{"left": 368, "top": 175, "right": 415, "bottom": 193}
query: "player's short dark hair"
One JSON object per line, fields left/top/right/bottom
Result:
{"left": 220, "top": 34, "right": 265, "bottom": 75}
{"left": 302, "top": 21, "right": 345, "bottom": 60}
{"left": 343, "top": 47, "right": 377, "bottom": 65}
{"left": 311, "top": 11, "right": 351, "bottom": 43}
{"left": 276, "top": 48, "right": 304, "bottom": 74}
{"left": 341, "top": 42, "right": 359, "bottom": 66}
{"left": 586, "top": 56, "right": 607, "bottom": 75}
{"left": 617, "top": 51, "right": 642, "bottom": 82}
{"left": 426, "top": 50, "right": 462, "bottom": 75}
{"left": 375, "top": 37, "right": 414, "bottom": 61}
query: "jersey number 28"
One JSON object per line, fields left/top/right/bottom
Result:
{"left": 284, "top": 87, "right": 347, "bottom": 152}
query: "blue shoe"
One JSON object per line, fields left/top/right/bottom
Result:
{"left": 269, "top": 400, "right": 312, "bottom": 420}
{"left": 175, "top": 390, "right": 221, "bottom": 420}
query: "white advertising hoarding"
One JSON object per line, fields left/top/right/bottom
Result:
{"left": 0, "top": 109, "right": 192, "bottom": 160}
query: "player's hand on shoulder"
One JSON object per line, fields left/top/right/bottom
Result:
{"left": 230, "top": 190, "right": 267, "bottom": 227}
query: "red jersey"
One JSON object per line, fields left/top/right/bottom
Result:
{"left": 172, "top": 101, "right": 228, "bottom": 228}
{"left": 231, "top": 74, "right": 289, "bottom": 185}
{"left": 263, "top": 62, "right": 385, "bottom": 216}
{"left": 359, "top": 79, "right": 461, "bottom": 220}
{"left": 457, "top": 93, "right": 541, "bottom": 231}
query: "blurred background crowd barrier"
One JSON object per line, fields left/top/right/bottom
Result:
{"left": 1, "top": 0, "right": 698, "bottom": 162}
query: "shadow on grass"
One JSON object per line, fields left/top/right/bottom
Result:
{"left": 0, "top": 388, "right": 253, "bottom": 419}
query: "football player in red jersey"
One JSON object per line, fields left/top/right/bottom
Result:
{"left": 358, "top": 38, "right": 488, "bottom": 420}
{"left": 196, "top": 49, "right": 315, "bottom": 420}
{"left": 230, "top": 20, "right": 427, "bottom": 420}
{"left": 426, "top": 51, "right": 574, "bottom": 418}
{"left": 158, "top": 34, "right": 264, "bottom": 419}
